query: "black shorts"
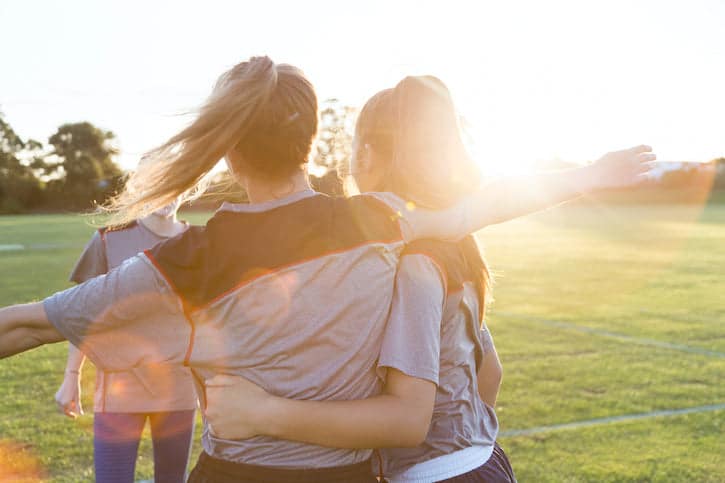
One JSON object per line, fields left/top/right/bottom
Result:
{"left": 437, "top": 443, "right": 517, "bottom": 483}
{"left": 188, "top": 451, "right": 377, "bottom": 483}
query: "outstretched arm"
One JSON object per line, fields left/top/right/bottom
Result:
{"left": 0, "top": 303, "right": 64, "bottom": 358}
{"left": 397, "top": 145, "right": 656, "bottom": 240}
{"left": 206, "top": 369, "right": 436, "bottom": 448}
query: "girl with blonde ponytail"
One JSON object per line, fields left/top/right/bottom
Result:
{"left": 1, "top": 57, "right": 653, "bottom": 482}
{"left": 107, "top": 57, "right": 313, "bottom": 227}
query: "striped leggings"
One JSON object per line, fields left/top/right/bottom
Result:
{"left": 93, "top": 410, "right": 195, "bottom": 483}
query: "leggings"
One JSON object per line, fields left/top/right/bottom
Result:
{"left": 93, "top": 410, "right": 195, "bottom": 483}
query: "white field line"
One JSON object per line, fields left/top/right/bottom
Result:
{"left": 0, "top": 242, "right": 82, "bottom": 252}
{"left": 498, "top": 312, "right": 725, "bottom": 358}
{"left": 500, "top": 403, "right": 725, "bottom": 438}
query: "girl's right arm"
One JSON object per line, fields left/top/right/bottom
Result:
{"left": 55, "top": 344, "right": 86, "bottom": 418}
{"left": 1, "top": 255, "right": 189, "bottom": 368}
{"left": 55, "top": 231, "right": 107, "bottom": 417}
{"left": 477, "top": 326, "right": 503, "bottom": 408}
{"left": 206, "top": 369, "right": 437, "bottom": 448}
{"left": 0, "top": 303, "right": 63, "bottom": 358}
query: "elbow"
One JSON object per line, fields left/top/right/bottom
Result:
{"left": 492, "top": 361, "right": 503, "bottom": 387}
{"left": 397, "top": 407, "right": 433, "bottom": 447}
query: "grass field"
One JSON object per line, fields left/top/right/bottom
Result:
{"left": 1, "top": 202, "right": 723, "bottom": 482}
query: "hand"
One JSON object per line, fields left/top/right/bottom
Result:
{"left": 204, "top": 374, "right": 274, "bottom": 440}
{"left": 589, "top": 145, "right": 656, "bottom": 190}
{"left": 54, "top": 372, "right": 83, "bottom": 418}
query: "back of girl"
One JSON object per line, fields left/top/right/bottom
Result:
{"left": 355, "top": 76, "right": 515, "bottom": 482}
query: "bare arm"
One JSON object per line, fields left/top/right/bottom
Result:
{"left": 55, "top": 344, "right": 87, "bottom": 418}
{"left": 401, "top": 145, "right": 656, "bottom": 240}
{"left": 0, "top": 303, "right": 64, "bottom": 358}
{"left": 205, "top": 369, "right": 436, "bottom": 448}
{"left": 477, "top": 329, "right": 503, "bottom": 408}
{"left": 64, "top": 343, "right": 87, "bottom": 373}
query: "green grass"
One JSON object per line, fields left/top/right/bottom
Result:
{"left": 1, "top": 204, "right": 723, "bottom": 482}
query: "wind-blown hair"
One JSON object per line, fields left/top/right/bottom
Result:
{"left": 106, "top": 56, "right": 318, "bottom": 226}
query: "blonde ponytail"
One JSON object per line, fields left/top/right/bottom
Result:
{"left": 105, "top": 56, "right": 317, "bottom": 227}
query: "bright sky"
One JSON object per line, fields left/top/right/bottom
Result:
{"left": 1, "top": 0, "right": 724, "bottom": 175}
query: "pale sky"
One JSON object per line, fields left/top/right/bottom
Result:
{"left": 1, "top": 0, "right": 723, "bottom": 175}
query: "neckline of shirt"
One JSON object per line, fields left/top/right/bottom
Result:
{"left": 218, "top": 189, "right": 320, "bottom": 213}
{"left": 136, "top": 218, "right": 190, "bottom": 239}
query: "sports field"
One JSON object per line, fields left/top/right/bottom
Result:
{"left": 1, "top": 201, "right": 723, "bottom": 482}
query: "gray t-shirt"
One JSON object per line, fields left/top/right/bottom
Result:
{"left": 68, "top": 221, "right": 197, "bottom": 413}
{"left": 44, "top": 190, "right": 449, "bottom": 469}
{"left": 377, "top": 254, "right": 445, "bottom": 386}
{"left": 379, "top": 254, "right": 499, "bottom": 478}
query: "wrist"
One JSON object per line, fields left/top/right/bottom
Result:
{"left": 572, "top": 164, "right": 602, "bottom": 193}
{"left": 262, "top": 395, "right": 287, "bottom": 439}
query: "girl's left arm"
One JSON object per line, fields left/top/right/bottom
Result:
{"left": 0, "top": 303, "right": 63, "bottom": 358}
{"left": 394, "top": 145, "right": 656, "bottom": 241}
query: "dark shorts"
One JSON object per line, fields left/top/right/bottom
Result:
{"left": 188, "top": 451, "right": 377, "bottom": 483}
{"left": 438, "top": 443, "right": 517, "bottom": 483}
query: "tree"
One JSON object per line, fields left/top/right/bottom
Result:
{"left": 711, "top": 157, "right": 725, "bottom": 190}
{"left": 309, "top": 99, "right": 356, "bottom": 196}
{"left": 0, "top": 113, "right": 44, "bottom": 213}
{"left": 44, "top": 122, "right": 124, "bottom": 210}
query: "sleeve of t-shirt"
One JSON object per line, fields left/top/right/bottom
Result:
{"left": 44, "top": 254, "right": 190, "bottom": 372}
{"left": 377, "top": 254, "right": 446, "bottom": 385}
{"left": 69, "top": 231, "right": 109, "bottom": 283}
{"left": 365, "top": 192, "right": 472, "bottom": 242}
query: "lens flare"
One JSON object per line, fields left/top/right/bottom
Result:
{"left": 0, "top": 440, "right": 47, "bottom": 482}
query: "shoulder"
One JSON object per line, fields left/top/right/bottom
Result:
{"left": 145, "top": 224, "right": 208, "bottom": 267}
{"left": 402, "top": 238, "right": 471, "bottom": 293}
{"left": 98, "top": 220, "right": 139, "bottom": 242}
{"left": 339, "top": 194, "right": 405, "bottom": 241}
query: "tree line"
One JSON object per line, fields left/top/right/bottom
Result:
{"left": 1, "top": 101, "right": 724, "bottom": 214}
{"left": 0, "top": 99, "right": 354, "bottom": 214}
{"left": 0, "top": 114, "right": 123, "bottom": 213}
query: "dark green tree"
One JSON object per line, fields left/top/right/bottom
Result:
{"left": 711, "top": 157, "right": 725, "bottom": 190}
{"left": 0, "top": 113, "right": 44, "bottom": 213}
{"left": 44, "top": 122, "right": 124, "bottom": 210}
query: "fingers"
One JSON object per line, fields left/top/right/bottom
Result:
{"left": 637, "top": 153, "right": 657, "bottom": 163}
{"left": 638, "top": 161, "right": 659, "bottom": 176}
{"left": 206, "top": 374, "right": 249, "bottom": 387}
{"left": 629, "top": 144, "right": 652, "bottom": 154}
{"left": 55, "top": 397, "right": 80, "bottom": 418}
